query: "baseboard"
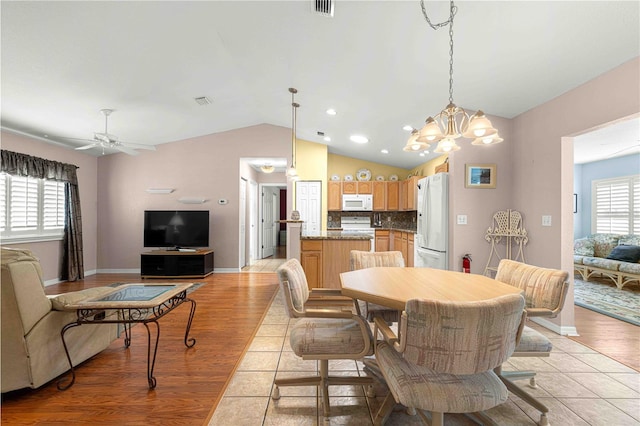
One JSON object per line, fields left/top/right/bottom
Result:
{"left": 531, "top": 317, "right": 579, "bottom": 336}
{"left": 214, "top": 268, "right": 241, "bottom": 273}
{"left": 44, "top": 269, "right": 98, "bottom": 287}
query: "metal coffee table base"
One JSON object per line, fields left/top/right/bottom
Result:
{"left": 57, "top": 290, "right": 196, "bottom": 390}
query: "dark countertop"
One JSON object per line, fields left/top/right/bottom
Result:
{"left": 301, "top": 231, "right": 373, "bottom": 240}
{"left": 372, "top": 227, "right": 417, "bottom": 234}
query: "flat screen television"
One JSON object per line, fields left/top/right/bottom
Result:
{"left": 144, "top": 210, "right": 209, "bottom": 249}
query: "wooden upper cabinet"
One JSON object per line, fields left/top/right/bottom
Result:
{"left": 405, "top": 176, "right": 421, "bottom": 211}
{"left": 342, "top": 181, "right": 357, "bottom": 194}
{"left": 372, "top": 181, "right": 386, "bottom": 211}
{"left": 328, "top": 181, "right": 342, "bottom": 211}
{"left": 357, "top": 181, "right": 373, "bottom": 194}
{"left": 387, "top": 181, "right": 400, "bottom": 211}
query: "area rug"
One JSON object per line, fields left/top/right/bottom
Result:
{"left": 574, "top": 278, "right": 640, "bottom": 326}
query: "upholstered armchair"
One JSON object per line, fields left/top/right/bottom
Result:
{"left": 349, "top": 250, "right": 405, "bottom": 322}
{"left": 272, "top": 258, "right": 375, "bottom": 419}
{"left": 1, "top": 247, "right": 118, "bottom": 393}
{"left": 495, "top": 259, "right": 570, "bottom": 426}
{"left": 372, "top": 294, "right": 526, "bottom": 426}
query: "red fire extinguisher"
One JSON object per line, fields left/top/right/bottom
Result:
{"left": 462, "top": 254, "right": 472, "bottom": 273}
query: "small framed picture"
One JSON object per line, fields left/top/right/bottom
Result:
{"left": 465, "top": 164, "right": 496, "bottom": 189}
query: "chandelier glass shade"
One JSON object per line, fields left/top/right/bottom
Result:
{"left": 261, "top": 165, "right": 275, "bottom": 173}
{"left": 407, "top": 0, "right": 502, "bottom": 154}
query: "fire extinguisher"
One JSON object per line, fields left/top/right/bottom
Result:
{"left": 462, "top": 254, "right": 472, "bottom": 273}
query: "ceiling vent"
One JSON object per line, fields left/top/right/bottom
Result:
{"left": 314, "top": 0, "right": 334, "bottom": 17}
{"left": 317, "top": 131, "right": 325, "bottom": 136}
{"left": 194, "top": 96, "right": 212, "bottom": 106}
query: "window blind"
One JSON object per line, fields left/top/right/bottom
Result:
{"left": 593, "top": 175, "right": 639, "bottom": 235}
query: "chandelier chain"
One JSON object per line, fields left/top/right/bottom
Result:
{"left": 420, "top": 0, "right": 458, "bottom": 104}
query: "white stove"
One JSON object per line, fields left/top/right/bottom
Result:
{"left": 340, "top": 216, "right": 375, "bottom": 251}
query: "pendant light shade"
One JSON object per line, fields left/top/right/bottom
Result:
{"left": 403, "top": 129, "right": 431, "bottom": 152}
{"left": 461, "top": 111, "right": 498, "bottom": 139}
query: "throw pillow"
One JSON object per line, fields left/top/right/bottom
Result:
{"left": 606, "top": 245, "right": 640, "bottom": 263}
{"left": 574, "top": 238, "right": 595, "bottom": 256}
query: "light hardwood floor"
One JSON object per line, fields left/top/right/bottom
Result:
{"left": 1, "top": 270, "right": 637, "bottom": 425}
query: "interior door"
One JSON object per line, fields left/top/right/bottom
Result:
{"left": 240, "top": 178, "right": 247, "bottom": 268}
{"left": 249, "top": 180, "right": 258, "bottom": 263}
{"left": 262, "top": 187, "right": 275, "bottom": 258}
{"left": 296, "top": 181, "right": 322, "bottom": 234}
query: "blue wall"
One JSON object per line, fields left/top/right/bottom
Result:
{"left": 574, "top": 153, "right": 640, "bottom": 238}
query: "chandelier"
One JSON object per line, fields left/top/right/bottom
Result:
{"left": 260, "top": 165, "right": 275, "bottom": 173}
{"left": 404, "top": 0, "right": 503, "bottom": 154}
{"left": 286, "top": 88, "right": 300, "bottom": 179}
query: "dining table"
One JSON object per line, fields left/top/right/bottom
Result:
{"left": 339, "top": 266, "right": 524, "bottom": 381}
{"left": 340, "top": 266, "right": 523, "bottom": 310}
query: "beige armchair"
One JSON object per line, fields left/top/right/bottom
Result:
{"left": 350, "top": 250, "right": 405, "bottom": 322}
{"left": 373, "top": 294, "right": 526, "bottom": 425}
{"left": 495, "top": 259, "right": 570, "bottom": 426}
{"left": 272, "top": 258, "right": 375, "bottom": 419}
{"left": 1, "top": 247, "right": 118, "bottom": 393}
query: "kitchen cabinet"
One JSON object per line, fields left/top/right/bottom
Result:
{"left": 357, "top": 181, "right": 373, "bottom": 194}
{"left": 328, "top": 181, "right": 342, "bottom": 211}
{"left": 375, "top": 229, "right": 390, "bottom": 251}
{"left": 300, "top": 240, "right": 323, "bottom": 289}
{"left": 386, "top": 181, "right": 400, "bottom": 210}
{"left": 401, "top": 176, "right": 421, "bottom": 211}
{"left": 342, "top": 181, "right": 357, "bottom": 194}
{"left": 372, "top": 181, "right": 386, "bottom": 211}
{"left": 300, "top": 238, "right": 371, "bottom": 290}
{"left": 407, "top": 233, "right": 414, "bottom": 267}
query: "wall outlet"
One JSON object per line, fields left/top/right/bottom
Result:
{"left": 457, "top": 215, "right": 468, "bottom": 225}
{"left": 542, "top": 215, "right": 552, "bottom": 226}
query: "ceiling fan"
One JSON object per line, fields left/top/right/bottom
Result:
{"left": 72, "top": 109, "right": 156, "bottom": 156}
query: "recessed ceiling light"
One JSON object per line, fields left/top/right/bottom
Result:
{"left": 402, "top": 125, "right": 414, "bottom": 131}
{"left": 381, "top": 149, "right": 389, "bottom": 154}
{"left": 350, "top": 135, "right": 369, "bottom": 144}
{"left": 323, "top": 136, "right": 331, "bottom": 142}
{"left": 419, "top": 152, "right": 425, "bottom": 157}
{"left": 326, "top": 108, "right": 337, "bottom": 116}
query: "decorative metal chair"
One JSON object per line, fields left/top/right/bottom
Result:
{"left": 495, "top": 259, "right": 570, "bottom": 426}
{"left": 372, "top": 294, "right": 526, "bottom": 426}
{"left": 349, "top": 250, "right": 405, "bottom": 322}
{"left": 272, "top": 258, "right": 375, "bottom": 419}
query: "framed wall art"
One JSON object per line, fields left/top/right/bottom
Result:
{"left": 465, "top": 164, "right": 496, "bottom": 189}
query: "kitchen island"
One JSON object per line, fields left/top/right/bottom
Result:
{"left": 300, "top": 231, "right": 372, "bottom": 290}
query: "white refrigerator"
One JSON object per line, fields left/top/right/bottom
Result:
{"left": 415, "top": 173, "right": 449, "bottom": 270}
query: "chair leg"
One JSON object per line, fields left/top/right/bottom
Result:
{"left": 320, "top": 360, "right": 330, "bottom": 418}
{"left": 500, "top": 375, "right": 549, "bottom": 426}
{"left": 431, "top": 411, "right": 444, "bottom": 426}
{"left": 373, "top": 393, "right": 396, "bottom": 426}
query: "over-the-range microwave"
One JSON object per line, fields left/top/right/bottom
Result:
{"left": 342, "top": 194, "right": 373, "bottom": 211}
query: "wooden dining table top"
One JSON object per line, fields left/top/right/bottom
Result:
{"left": 340, "top": 267, "right": 522, "bottom": 311}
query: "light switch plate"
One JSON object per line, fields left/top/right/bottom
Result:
{"left": 542, "top": 215, "right": 552, "bottom": 226}
{"left": 457, "top": 215, "right": 468, "bottom": 225}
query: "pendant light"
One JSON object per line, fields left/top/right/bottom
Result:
{"left": 286, "top": 88, "right": 299, "bottom": 179}
{"left": 407, "top": 0, "right": 502, "bottom": 154}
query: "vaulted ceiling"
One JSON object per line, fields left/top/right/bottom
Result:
{"left": 2, "top": 1, "right": 638, "bottom": 168}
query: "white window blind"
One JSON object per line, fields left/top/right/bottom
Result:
{"left": 0, "top": 173, "right": 66, "bottom": 241}
{"left": 593, "top": 175, "right": 639, "bottom": 235}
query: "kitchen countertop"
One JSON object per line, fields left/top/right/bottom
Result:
{"left": 301, "top": 231, "right": 373, "bottom": 240}
{"left": 372, "top": 227, "right": 417, "bottom": 234}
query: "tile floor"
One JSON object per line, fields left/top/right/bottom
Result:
{"left": 209, "top": 289, "right": 640, "bottom": 425}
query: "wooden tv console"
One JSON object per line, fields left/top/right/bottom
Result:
{"left": 141, "top": 249, "right": 214, "bottom": 278}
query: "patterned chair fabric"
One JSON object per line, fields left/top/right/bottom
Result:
{"left": 273, "top": 258, "right": 374, "bottom": 418}
{"left": 349, "top": 250, "right": 405, "bottom": 322}
{"left": 495, "top": 259, "right": 569, "bottom": 316}
{"left": 374, "top": 294, "right": 525, "bottom": 421}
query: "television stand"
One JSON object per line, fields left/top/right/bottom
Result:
{"left": 141, "top": 249, "right": 214, "bottom": 279}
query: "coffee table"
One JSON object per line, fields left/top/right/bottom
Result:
{"left": 57, "top": 283, "right": 197, "bottom": 390}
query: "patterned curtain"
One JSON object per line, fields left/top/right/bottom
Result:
{"left": 1, "top": 150, "right": 84, "bottom": 281}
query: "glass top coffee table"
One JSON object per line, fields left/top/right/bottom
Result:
{"left": 58, "top": 283, "right": 197, "bottom": 390}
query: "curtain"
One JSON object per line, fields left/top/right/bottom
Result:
{"left": 1, "top": 150, "right": 84, "bottom": 281}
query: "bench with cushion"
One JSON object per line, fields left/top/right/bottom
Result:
{"left": 573, "top": 233, "right": 640, "bottom": 289}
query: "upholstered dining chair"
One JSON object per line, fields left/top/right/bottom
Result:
{"left": 273, "top": 258, "right": 375, "bottom": 419}
{"left": 350, "top": 250, "right": 405, "bottom": 322}
{"left": 372, "top": 293, "right": 526, "bottom": 426}
{"left": 495, "top": 259, "right": 570, "bottom": 426}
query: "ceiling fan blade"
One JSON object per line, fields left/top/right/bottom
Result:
{"left": 120, "top": 142, "right": 156, "bottom": 150}
{"left": 75, "top": 143, "right": 99, "bottom": 150}
{"left": 114, "top": 145, "right": 140, "bottom": 156}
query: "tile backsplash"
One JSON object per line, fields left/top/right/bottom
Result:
{"left": 328, "top": 211, "right": 417, "bottom": 231}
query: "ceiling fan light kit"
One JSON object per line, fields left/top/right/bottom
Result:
{"left": 287, "top": 87, "right": 299, "bottom": 180}
{"left": 406, "top": 0, "right": 502, "bottom": 155}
